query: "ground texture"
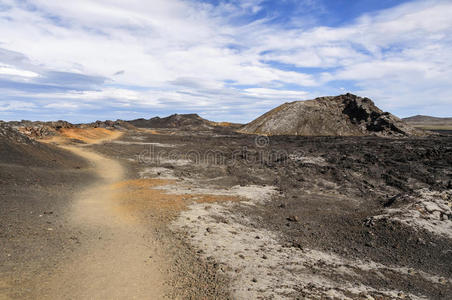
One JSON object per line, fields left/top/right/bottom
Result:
{"left": 1, "top": 124, "right": 451, "bottom": 299}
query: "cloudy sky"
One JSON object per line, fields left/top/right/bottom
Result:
{"left": 0, "top": 0, "right": 451, "bottom": 123}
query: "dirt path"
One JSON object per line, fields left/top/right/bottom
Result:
{"left": 36, "top": 145, "right": 168, "bottom": 299}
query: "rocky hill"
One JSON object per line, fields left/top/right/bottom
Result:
{"left": 0, "top": 122, "right": 84, "bottom": 168}
{"left": 0, "top": 122, "right": 37, "bottom": 144}
{"left": 3, "top": 119, "right": 134, "bottom": 141}
{"left": 6, "top": 120, "right": 74, "bottom": 138}
{"left": 85, "top": 119, "right": 136, "bottom": 131}
{"left": 240, "top": 93, "right": 427, "bottom": 137}
{"left": 127, "top": 114, "right": 216, "bottom": 130}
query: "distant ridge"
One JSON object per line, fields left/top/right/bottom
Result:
{"left": 127, "top": 114, "right": 213, "bottom": 130}
{"left": 127, "top": 114, "right": 242, "bottom": 130}
{"left": 240, "top": 93, "right": 427, "bottom": 137}
{"left": 403, "top": 115, "right": 452, "bottom": 131}
{"left": 403, "top": 115, "right": 452, "bottom": 123}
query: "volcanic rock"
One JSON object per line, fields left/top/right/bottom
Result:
{"left": 5, "top": 120, "right": 75, "bottom": 139}
{"left": 0, "top": 122, "right": 36, "bottom": 144}
{"left": 85, "top": 119, "right": 136, "bottom": 130}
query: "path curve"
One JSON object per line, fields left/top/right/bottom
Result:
{"left": 37, "top": 145, "right": 168, "bottom": 299}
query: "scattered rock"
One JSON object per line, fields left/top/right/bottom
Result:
{"left": 287, "top": 216, "right": 299, "bottom": 222}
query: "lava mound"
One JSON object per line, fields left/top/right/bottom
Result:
{"left": 240, "top": 93, "right": 427, "bottom": 137}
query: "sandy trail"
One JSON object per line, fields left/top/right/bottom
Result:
{"left": 37, "top": 145, "right": 168, "bottom": 299}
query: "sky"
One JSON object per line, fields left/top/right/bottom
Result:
{"left": 0, "top": 0, "right": 451, "bottom": 123}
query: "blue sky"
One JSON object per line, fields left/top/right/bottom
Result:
{"left": 0, "top": 0, "right": 451, "bottom": 123}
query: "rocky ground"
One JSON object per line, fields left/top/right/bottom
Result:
{"left": 88, "top": 127, "right": 451, "bottom": 299}
{"left": 0, "top": 123, "right": 95, "bottom": 298}
{"left": 0, "top": 125, "right": 230, "bottom": 299}
{"left": 1, "top": 122, "right": 451, "bottom": 299}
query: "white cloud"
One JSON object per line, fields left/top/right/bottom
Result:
{"left": 43, "top": 102, "right": 81, "bottom": 109}
{"left": 0, "top": 100, "right": 36, "bottom": 111}
{"left": 0, "top": 65, "right": 39, "bottom": 78}
{"left": 0, "top": 0, "right": 451, "bottom": 121}
{"left": 244, "top": 88, "right": 308, "bottom": 99}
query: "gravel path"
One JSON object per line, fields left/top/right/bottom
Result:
{"left": 35, "top": 145, "right": 168, "bottom": 299}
